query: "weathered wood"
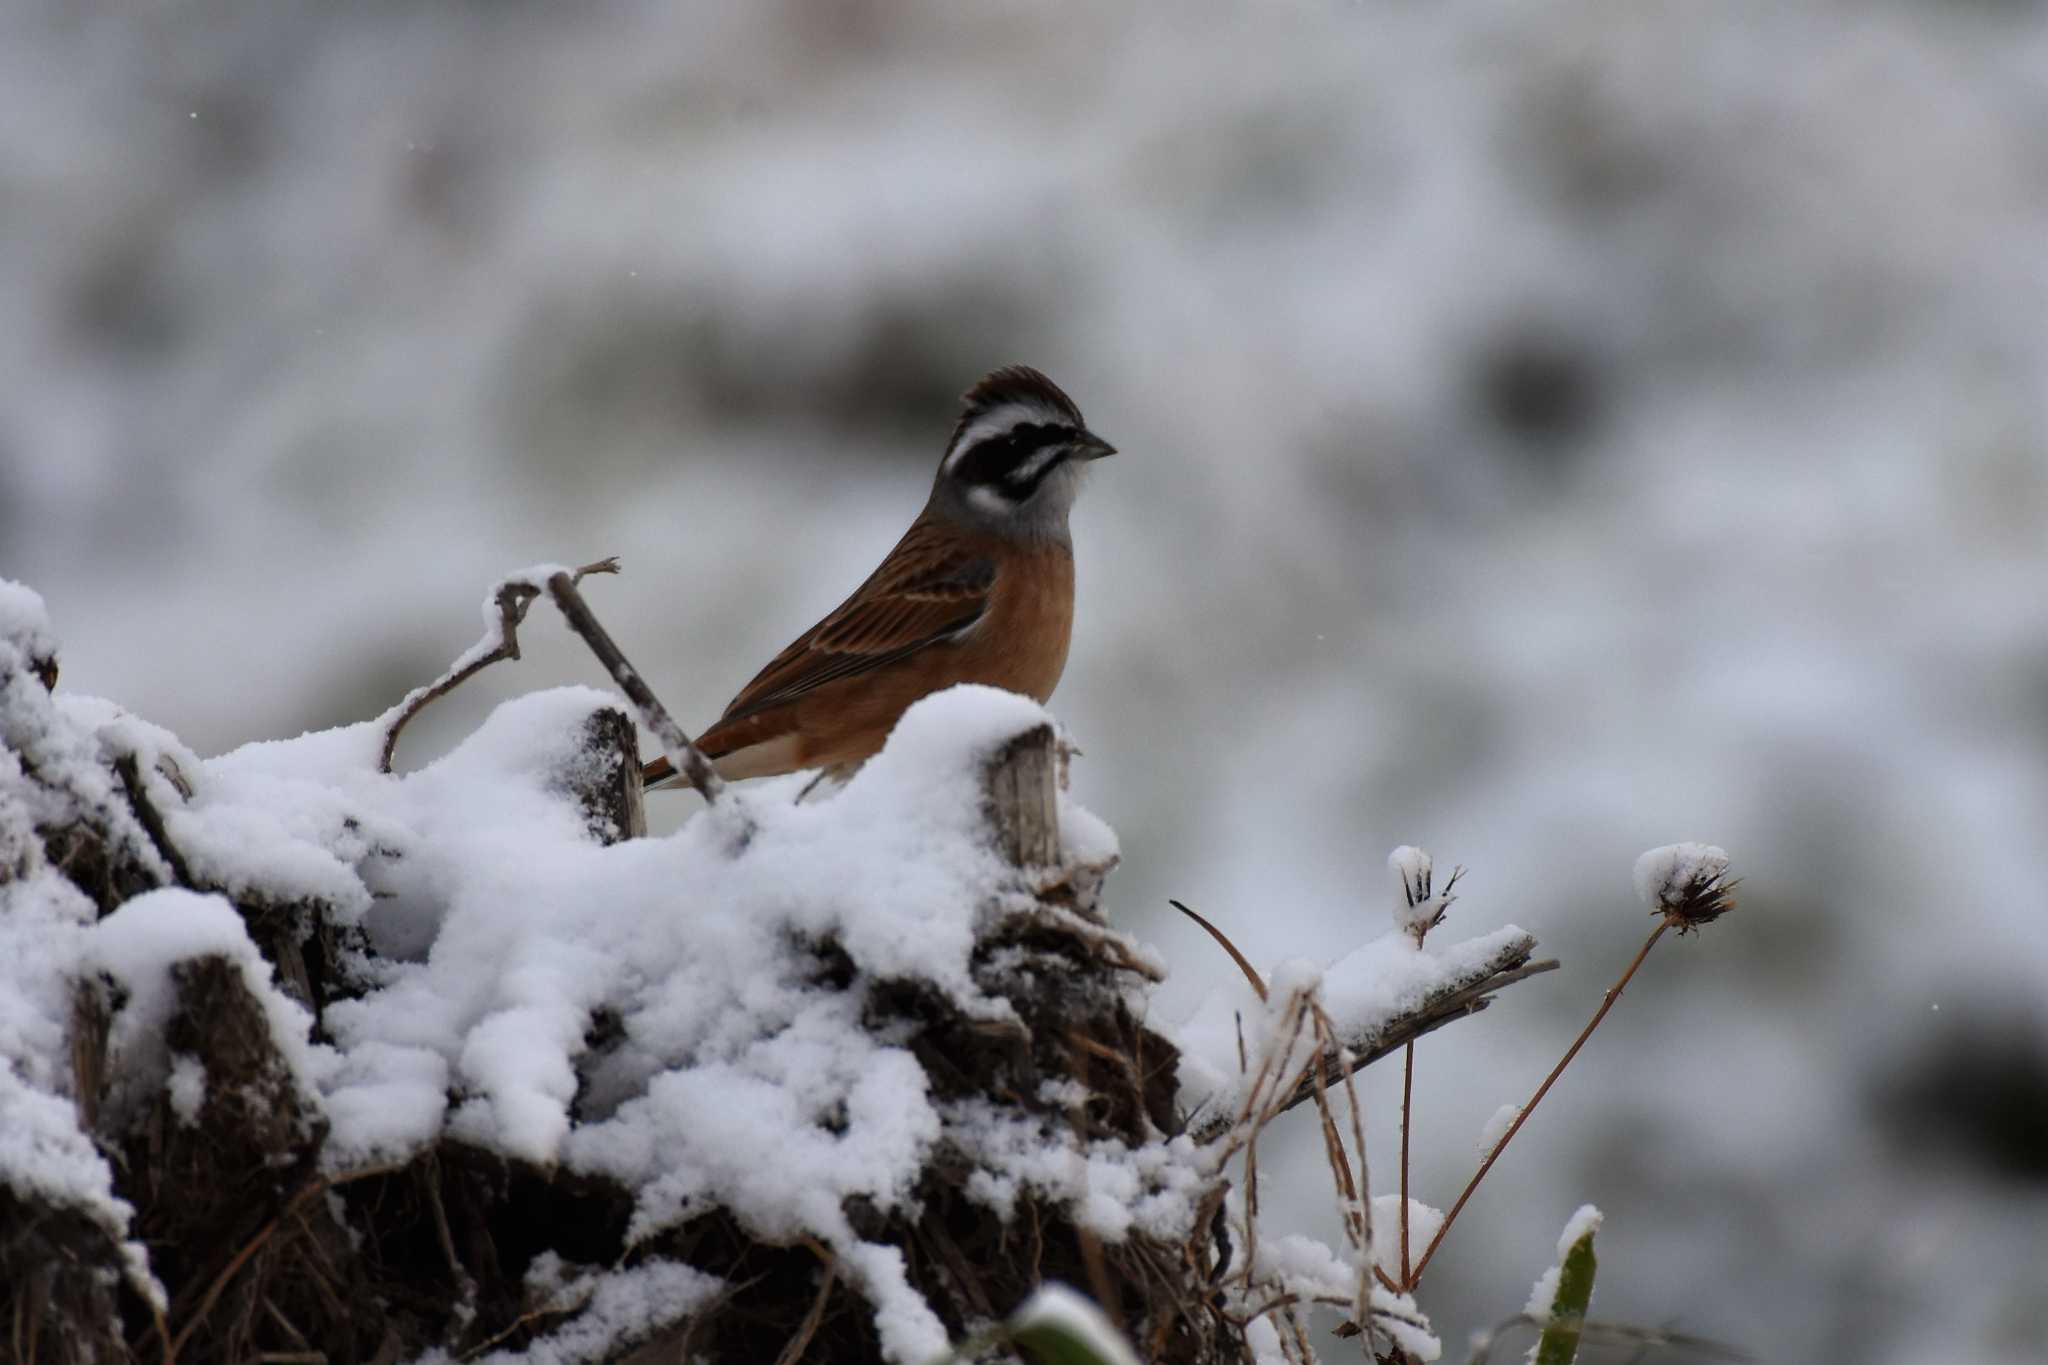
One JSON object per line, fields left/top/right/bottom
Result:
{"left": 559, "top": 705, "right": 647, "bottom": 844}
{"left": 984, "top": 723, "right": 1060, "bottom": 869}
{"left": 68, "top": 979, "right": 110, "bottom": 1135}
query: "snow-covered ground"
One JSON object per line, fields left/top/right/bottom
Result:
{"left": 7, "top": 2, "right": 2048, "bottom": 1360}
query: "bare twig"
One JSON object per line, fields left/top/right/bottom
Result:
{"left": 378, "top": 558, "right": 620, "bottom": 774}
{"left": 1192, "top": 939, "right": 1556, "bottom": 1144}
{"left": 543, "top": 570, "right": 725, "bottom": 808}
{"left": 1407, "top": 922, "right": 1669, "bottom": 1286}
{"left": 769, "top": 1256, "right": 838, "bottom": 1365}
{"left": 419, "top": 1154, "right": 471, "bottom": 1309}
{"left": 459, "top": 1296, "right": 589, "bottom": 1362}
{"left": 1268, "top": 956, "right": 1558, "bottom": 1126}
{"left": 164, "top": 1164, "right": 403, "bottom": 1362}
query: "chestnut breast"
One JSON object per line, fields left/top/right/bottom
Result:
{"left": 786, "top": 540, "right": 1074, "bottom": 771}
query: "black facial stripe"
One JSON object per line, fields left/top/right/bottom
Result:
{"left": 954, "top": 422, "right": 1072, "bottom": 498}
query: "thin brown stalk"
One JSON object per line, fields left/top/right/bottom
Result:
{"left": 544, "top": 570, "right": 725, "bottom": 809}
{"left": 1408, "top": 921, "right": 1670, "bottom": 1286}
{"left": 769, "top": 1257, "right": 838, "bottom": 1365}
{"left": 167, "top": 1181, "right": 326, "bottom": 1360}
{"left": 1241, "top": 1122, "right": 1261, "bottom": 1291}
{"left": 164, "top": 1164, "right": 402, "bottom": 1362}
{"left": 1399, "top": 1039, "right": 1415, "bottom": 1284}
{"left": 459, "top": 1297, "right": 588, "bottom": 1361}
{"left": 1309, "top": 1005, "right": 1385, "bottom": 1353}
{"left": 1168, "top": 899, "right": 1268, "bottom": 1002}
{"left": 1333, "top": 1023, "right": 1383, "bottom": 1302}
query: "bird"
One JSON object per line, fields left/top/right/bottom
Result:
{"left": 643, "top": 365, "right": 1115, "bottom": 792}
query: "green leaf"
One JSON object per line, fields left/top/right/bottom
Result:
{"left": 927, "top": 1284, "right": 1140, "bottom": 1365}
{"left": 1011, "top": 1317, "right": 1136, "bottom": 1365}
{"left": 1533, "top": 1220, "right": 1598, "bottom": 1365}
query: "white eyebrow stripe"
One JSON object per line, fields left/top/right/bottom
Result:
{"left": 1006, "top": 446, "right": 1062, "bottom": 485}
{"left": 942, "top": 402, "right": 1062, "bottom": 470}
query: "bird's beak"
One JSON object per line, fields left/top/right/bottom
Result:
{"left": 1073, "top": 431, "right": 1117, "bottom": 461}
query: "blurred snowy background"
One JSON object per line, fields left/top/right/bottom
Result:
{"left": 6, "top": 1, "right": 2047, "bottom": 1360}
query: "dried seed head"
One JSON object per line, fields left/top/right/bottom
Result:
{"left": 1632, "top": 842, "right": 1736, "bottom": 933}
{"left": 1387, "top": 845, "right": 1460, "bottom": 942}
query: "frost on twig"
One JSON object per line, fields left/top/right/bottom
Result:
{"left": 1186, "top": 932, "right": 1556, "bottom": 1144}
{"left": 376, "top": 556, "right": 620, "bottom": 774}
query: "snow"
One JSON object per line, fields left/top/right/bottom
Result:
{"left": 1479, "top": 1102, "right": 1522, "bottom": 1155}
{"left": 1175, "top": 922, "right": 1536, "bottom": 1128}
{"left": 1525, "top": 1204, "right": 1602, "bottom": 1323}
{"left": 89, "top": 888, "right": 335, "bottom": 1129}
{"left": 0, "top": 581, "right": 55, "bottom": 665}
{"left": 1632, "top": 843, "right": 1730, "bottom": 912}
{"left": 166, "top": 1055, "right": 207, "bottom": 1126}
{"left": 0, "top": 593, "right": 162, "bottom": 1307}
{"left": 462, "top": 1254, "right": 723, "bottom": 1365}
{"left": 1523, "top": 1265, "right": 1559, "bottom": 1322}
{"left": 1556, "top": 1202, "right": 1603, "bottom": 1258}
{"left": 1234, "top": 1222, "right": 1441, "bottom": 1362}
{"left": 951, "top": 1100, "right": 1209, "bottom": 1240}
{"left": 1367, "top": 1195, "right": 1444, "bottom": 1283}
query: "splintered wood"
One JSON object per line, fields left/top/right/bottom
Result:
{"left": 985, "top": 723, "right": 1061, "bottom": 869}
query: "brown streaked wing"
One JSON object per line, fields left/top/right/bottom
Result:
{"left": 714, "top": 519, "right": 996, "bottom": 726}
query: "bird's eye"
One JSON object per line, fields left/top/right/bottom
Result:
{"left": 955, "top": 423, "right": 1070, "bottom": 494}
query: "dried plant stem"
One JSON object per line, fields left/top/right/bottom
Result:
{"left": 1407, "top": 920, "right": 1671, "bottom": 1287}
{"left": 1213, "top": 950, "right": 1556, "bottom": 1142}
{"left": 1399, "top": 1039, "right": 1415, "bottom": 1285}
{"left": 1304, "top": 1005, "right": 1380, "bottom": 1354}
{"left": 165, "top": 1163, "right": 403, "bottom": 1362}
{"left": 768, "top": 1257, "right": 837, "bottom": 1365}
{"left": 1168, "top": 899, "right": 1269, "bottom": 1002}
{"left": 543, "top": 570, "right": 725, "bottom": 808}
{"left": 378, "top": 558, "right": 619, "bottom": 774}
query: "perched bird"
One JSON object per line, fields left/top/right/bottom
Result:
{"left": 643, "top": 365, "right": 1115, "bottom": 791}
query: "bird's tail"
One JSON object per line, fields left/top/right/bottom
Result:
{"left": 641, "top": 754, "right": 688, "bottom": 792}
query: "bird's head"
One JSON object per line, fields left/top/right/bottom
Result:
{"left": 934, "top": 366, "right": 1115, "bottom": 538}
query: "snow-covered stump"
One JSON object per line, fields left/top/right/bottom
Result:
{"left": 100, "top": 949, "right": 385, "bottom": 1361}
{"left": 2, "top": 570, "right": 1243, "bottom": 1365}
{"left": 9, "top": 571, "right": 1591, "bottom": 1364}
